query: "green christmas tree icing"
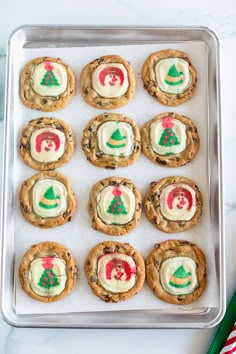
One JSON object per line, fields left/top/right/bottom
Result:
{"left": 107, "top": 185, "right": 128, "bottom": 215}
{"left": 39, "top": 186, "right": 60, "bottom": 209}
{"left": 159, "top": 128, "right": 180, "bottom": 147}
{"left": 164, "top": 64, "right": 183, "bottom": 86}
{"left": 169, "top": 265, "right": 191, "bottom": 288}
{"left": 40, "top": 61, "right": 60, "bottom": 86}
{"left": 38, "top": 268, "right": 59, "bottom": 289}
{"left": 106, "top": 129, "right": 126, "bottom": 149}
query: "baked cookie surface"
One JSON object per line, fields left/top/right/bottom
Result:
{"left": 20, "top": 171, "right": 76, "bottom": 228}
{"left": 142, "top": 49, "right": 197, "bottom": 106}
{"left": 146, "top": 240, "right": 207, "bottom": 305}
{"left": 20, "top": 117, "right": 75, "bottom": 171}
{"left": 81, "top": 112, "right": 141, "bottom": 169}
{"left": 88, "top": 177, "right": 142, "bottom": 236}
{"left": 84, "top": 241, "right": 145, "bottom": 302}
{"left": 19, "top": 241, "right": 78, "bottom": 302}
{"left": 144, "top": 176, "right": 203, "bottom": 233}
{"left": 80, "top": 55, "right": 136, "bottom": 109}
{"left": 141, "top": 112, "right": 200, "bottom": 167}
{"left": 20, "top": 57, "right": 76, "bottom": 111}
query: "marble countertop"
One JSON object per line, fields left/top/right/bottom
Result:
{"left": 1, "top": 1, "right": 236, "bottom": 353}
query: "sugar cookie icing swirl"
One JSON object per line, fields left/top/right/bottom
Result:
{"left": 28, "top": 257, "right": 67, "bottom": 297}
{"left": 32, "top": 179, "right": 68, "bottom": 218}
{"left": 30, "top": 127, "right": 66, "bottom": 163}
{"left": 155, "top": 58, "right": 191, "bottom": 94}
{"left": 97, "top": 253, "right": 137, "bottom": 293}
{"left": 160, "top": 183, "right": 196, "bottom": 221}
{"left": 92, "top": 63, "right": 129, "bottom": 98}
{"left": 97, "top": 121, "right": 134, "bottom": 157}
{"left": 160, "top": 257, "right": 198, "bottom": 295}
{"left": 32, "top": 61, "right": 68, "bottom": 96}
{"left": 96, "top": 184, "right": 135, "bottom": 225}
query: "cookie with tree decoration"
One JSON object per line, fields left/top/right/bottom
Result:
{"left": 141, "top": 112, "right": 200, "bottom": 167}
{"left": 84, "top": 241, "right": 145, "bottom": 302}
{"left": 144, "top": 176, "right": 203, "bottom": 233}
{"left": 20, "top": 117, "right": 75, "bottom": 171}
{"left": 142, "top": 49, "right": 197, "bottom": 106}
{"left": 146, "top": 240, "right": 207, "bottom": 305}
{"left": 81, "top": 112, "right": 141, "bottom": 169}
{"left": 19, "top": 241, "right": 78, "bottom": 302}
{"left": 88, "top": 176, "right": 142, "bottom": 236}
{"left": 19, "top": 171, "right": 76, "bottom": 228}
{"left": 20, "top": 56, "right": 76, "bottom": 111}
{"left": 79, "top": 55, "right": 136, "bottom": 109}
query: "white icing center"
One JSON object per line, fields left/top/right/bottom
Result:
{"left": 28, "top": 257, "right": 67, "bottom": 297}
{"left": 97, "top": 253, "right": 137, "bottom": 293}
{"left": 160, "top": 183, "right": 196, "bottom": 221}
{"left": 97, "top": 121, "right": 134, "bottom": 157}
{"left": 160, "top": 257, "right": 198, "bottom": 295}
{"left": 32, "top": 179, "right": 68, "bottom": 218}
{"left": 92, "top": 63, "right": 129, "bottom": 98}
{"left": 30, "top": 127, "right": 66, "bottom": 163}
{"left": 96, "top": 185, "right": 135, "bottom": 225}
{"left": 32, "top": 61, "right": 67, "bottom": 96}
{"left": 155, "top": 58, "right": 191, "bottom": 94}
{"left": 150, "top": 118, "right": 186, "bottom": 155}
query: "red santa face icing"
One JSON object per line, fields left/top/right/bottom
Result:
{"left": 30, "top": 127, "right": 66, "bottom": 163}
{"left": 160, "top": 183, "right": 197, "bottom": 221}
{"left": 92, "top": 63, "right": 129, "bottom": 98}
{"left": 97, "top": 253, "right": 137, "bottom": 293}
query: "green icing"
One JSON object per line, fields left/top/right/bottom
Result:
{"left": 158, "top": 128, "right": 180, "bottom": 147}
{"left": 173, "top": 265, "right": 191, "bottom": 278}
{"left": 39, "top": 186, "right": 60, "bottom": 210}
{"left": 38, "top": 268, "right": 59, "bottom": 289}
{"left": 107, "top": 196, "right": 128, "bottom": 215}
{"left": 40, "top": 70, "right": 60, "bottom": 86}
{"left": 106, "top": 128, "right": 127, "bottom": 149}
{"left": 164, "top": 64, "right": 183, "bottom": 86}
{"left": 169, "top": 280, "right": 191, "bottom": 288}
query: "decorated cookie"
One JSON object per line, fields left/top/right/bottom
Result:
{"left": 20, "top": 57, "right": 76, "bottom": 111}
{"left": 144, "top": 176, "right": 203, "bottom": 233}
{"left": 88, "top": 177, "right": 142, "bottom": 236}
{"left": 19, "top": 171, "right": 76, "bottom": 228}
{"left": 79, "top": 55, "right": 136, "bottom": 109}
{"left": 20, "top": 117, "right": 75, "bottom": 170}
{"left": 142, "top": 50, "right": 197, "bottom": 106}
{"left": 19, "top": 241, "right": 77, "bottom": 302}
{"left": 84, "top": 241, "right": 145, "bottom": 302}
{"left": 141, "top": 112, "right": 200, "bottom": 167}
{"left": 146, "top": 240, "right": 207, "bottom": 305}
{"left": 81, "top": 112, "right": 141, "bottom": 168}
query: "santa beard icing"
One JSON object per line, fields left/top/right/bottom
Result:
{"left": 160, "top": 183, "right": 197, "bottom": 221}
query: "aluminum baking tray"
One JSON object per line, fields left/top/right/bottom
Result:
{"left": 0, "top": 26, "right": 225, "bottom": 328}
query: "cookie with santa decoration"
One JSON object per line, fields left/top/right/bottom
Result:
{"left": 88, "top": 177, "right": 142, "bottom": 236}
{"left": 146, "top": 240, "right": 207, "bottom": 305}
{"left": 144, "top": 176, "right": 203, "bottom": 233}
{"left": 141, "top": 112, "right": 200, "bottom": 167}
{"left": 20, "top": 117, "right": 75, "bottom": 171}
{"left": 84, "top": 241, "right": 145, "bottom": 302}
{"left": 142, "top": 49, "right": 197, "bottom": 106}
{"left": 19, "top": 171, "right": 76, "bottom": 228}
{"left": 20, "top": 57, "right": 76, "bottom": 111}
{"left": 79, "top": 55, "right": 136, "bottom": 109}
{"left": 81, "top": 112, "right": 141, "bottom": 169}
{"left": 19, "top": 241, "right": 78, "bottom": 302}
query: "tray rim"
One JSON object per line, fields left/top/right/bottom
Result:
{"left": 0, "top": 25, "right": 225, "bottom": 328}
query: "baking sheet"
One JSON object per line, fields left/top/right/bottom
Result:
{"left": 12, "top": 41, "right": 219, "bottom": 315}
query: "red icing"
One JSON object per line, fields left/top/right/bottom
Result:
{"left": 42, "top": 257, "right": 54, "bottom": 269}
{"left": 35, "top": 131, "right": 60, "bottom": 153}
{"left": 105, "top": 257, "right": 136, "bottom": 281}
{"left": 112, "top": 185, "right": 122, "bottom": 197}
{"left": 44, "top": 61, "right": 54, "bottom": 71}
{"left": 99, "top": 66, "right": 124, "bottom": 87}
{"left": 167, "top": 186, "right": 193, "bottom": 211}
{"left": 162, "top": 117, "right": 174, "bottom": 129}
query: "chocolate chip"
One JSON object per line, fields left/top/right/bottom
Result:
{"left": 114, "top": 245, "right": 120, "bottom": 252}
{"left": 90, "top": 275, "right": 97, "bottom": 282}
{"left": 148, "top": 195, "right": 154, "bottom": 202}
{"left": 66, "top": 252, "right": 71, "bottom": 259}
{"left": 178, "top": 221, "right": 186, "bottom": 226}
{"left": 103, "top": 247, "right": 111, "bottom": 254}
{"left": 63, "top": 211, "right": 69, "bottom": 217}
{"left": 177, "top": 295, "right": 185, "bottom": 301}
{"left": 24, "top": 206, "right": 30, "bottom": 213}
{"left": 88, "top": 125, "right": 96, "bottom": 132}
{"left": 42, "top": 98, "right": 48, "bottom": 105}
{"left": 155, "top": 157, "right": 167, "bottom": 165}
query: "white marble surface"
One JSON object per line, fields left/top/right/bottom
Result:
{"left": 0, "top": 0, "right": 236, "bottom": 353}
